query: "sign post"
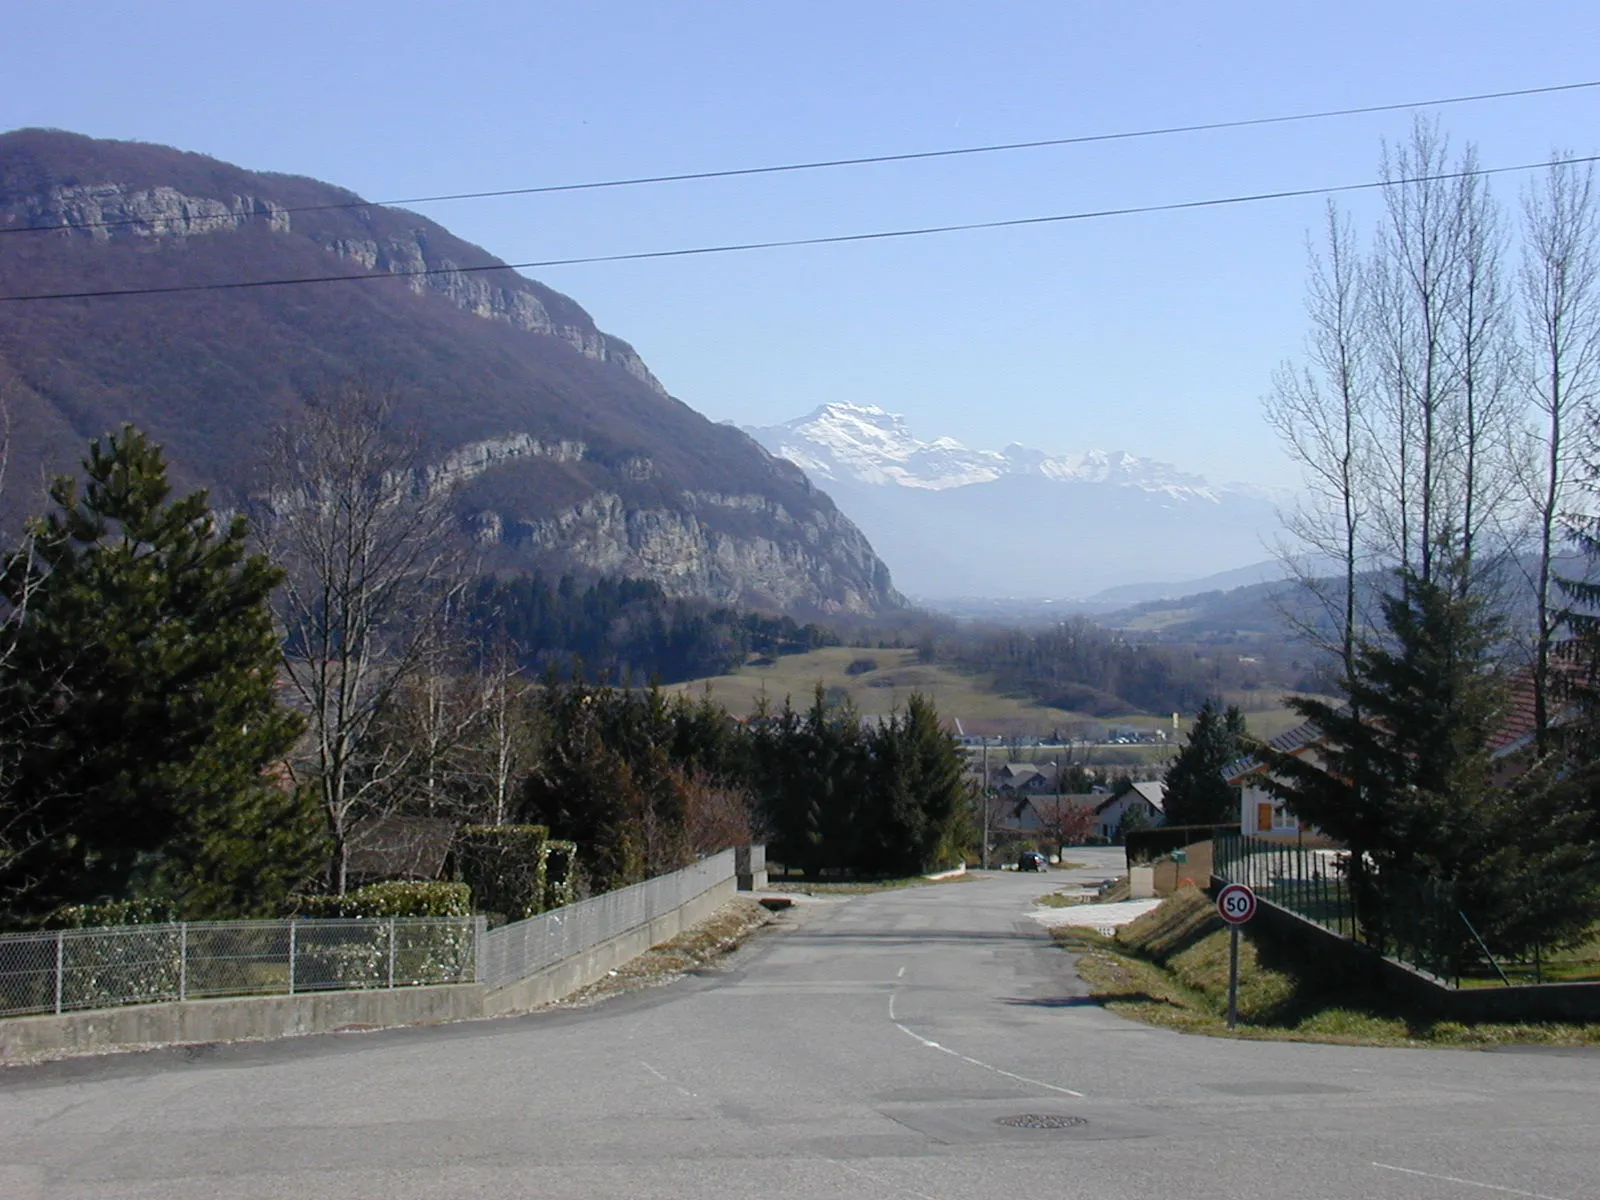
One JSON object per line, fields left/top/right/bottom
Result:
{"left": 1215, "top": 883, "right": 1257, "bottom": 1030}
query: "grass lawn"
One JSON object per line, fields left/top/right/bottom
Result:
{"left": 1055, "top": 887, "right": 1600, "bottom": 1048}
{"left": 664, "top": 647, "right": 1087, "bottom": 730}
{"left": 666, "top": 648, "right": 1316, "bottom": 755}
{"left": 1458, "top": 926, "right": 1600, "bottom": 987}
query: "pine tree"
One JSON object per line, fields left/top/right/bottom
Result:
{"left": 0, "top": 427, "right": 309, "bottom": 919}
{"left": 1162, "top": 699, "right": 1247, "bottom": 827}
{"left": 862, "top": 693, "right": 968, "bottom": 875}
{"left": 1261, "top": 565, "right": 1505, "bottom": 943}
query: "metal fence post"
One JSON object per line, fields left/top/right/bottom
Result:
{"left": 54, "top": 929, "right": 64, "bottom": 1015}
{"left": 179, "top": 922, "right": 188, "bottom": 1002}
{"left": 287, "top": 920, "right": 297, "bottom": 996}
{"left": 387, "top": 917, "right": 397, "bottom": 989}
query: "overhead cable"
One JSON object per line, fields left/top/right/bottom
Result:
{"left": 2, "top": 78, "right": 1597, "bottom": 239}
{"left": 4, "top": 153, "right": 1597, "bottom": 304}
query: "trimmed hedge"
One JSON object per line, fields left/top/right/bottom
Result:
{"left": 545, "top": 840, "right": 578, "bottom": 909}
{"left": 44, "top": 898, "right": 181, "bottom": 929}
{"left": 455, "top": 826, "right": 579, "bottom": 919}
{"left": 456, "top": 826, "right": 550, "bottom": 921}
{"left": 284, "top": 881, "right": 472, "bottom": 919}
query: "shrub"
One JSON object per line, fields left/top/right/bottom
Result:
{"left": 281, "top": 882, "right": 476, "bottom": 989}
{"left": 44, "top": 898, "right": 181, "bottom": 929}
{"left": 455, "top": 826, "right": 552, "bottom": 921}
{"left": 545, "top": 841, "right": 579, "bottom": 908}
{"left": 283, "top": 881, "right": 472, "bottom": 919}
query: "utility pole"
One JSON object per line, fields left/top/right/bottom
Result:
{"left": 981, "top": 735, "right": 991, "bottom": 870}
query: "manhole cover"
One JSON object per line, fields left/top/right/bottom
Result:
{"left": 995, "top": 1114, "right": 1089, "bottom": 1130}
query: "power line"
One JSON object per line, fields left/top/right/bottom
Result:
{"left": 4, "top": 78, "right": 1597, "bottom": 240}
{"left": 5, "top": 153, "right": 1596, "bottom": 305}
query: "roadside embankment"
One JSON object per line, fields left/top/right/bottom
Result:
{"left": 1055, "top": 886, "right": 1600, "bottom": 1048}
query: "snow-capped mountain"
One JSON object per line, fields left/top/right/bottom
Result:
{"left": 743, "top": 404, "right": 1287, "bottom": 602}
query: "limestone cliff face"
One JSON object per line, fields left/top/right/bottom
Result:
{"left": 497, "top": 488, "right": 897, "bottom": 614}
{"left": 0, "top": 130, "right": 904, "bottom": 617}
{"left": 437, "top": 438, "right": 896, "bottom": 614}
{"left": 19, "top": 182, "right": 293, "bottom": 238}
{"left": 14, "top": 181, "right": 664, "bottom": 394}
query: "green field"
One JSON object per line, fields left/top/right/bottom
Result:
{"left": 665, "top": 647, "right": 1311, "bottom": 748}
{"left": 664, "top": 647, "right": 1081, "bottom": 731}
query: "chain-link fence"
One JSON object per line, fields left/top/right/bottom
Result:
{"left": 0, "top": 917, "right": 481, "bottom": 1018}
{"left": 479, "top": 848, "right": 735, "bottom": 989}
{"left": 0, "top": 848, "right": 743, "bottom": 1019}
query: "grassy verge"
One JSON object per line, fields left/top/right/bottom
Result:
{"left": 1054, "top": 887, "right": 1600, "bottom": 1048}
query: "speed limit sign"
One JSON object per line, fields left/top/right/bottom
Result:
{"left": 1217, "top": 882, "right": 1257, "bottom": 925}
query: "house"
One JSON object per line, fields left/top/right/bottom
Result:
{"left": 1223, "top": 716, "right": 1324, "bottom": 837}
{"left": 1094, "top": 780, "right": 1166, "bottom": 841}
{"left": 993, "top": 793, "right": 1101, "bottom": 835}
{"left": 1227, "top": 670, "right": 1575, "bottom": 838}
{"left": 345, "top": 816, "right": 458, "bottom": 884}
{"left": 993, "top": 762, "right": 1053, "bottom": 793}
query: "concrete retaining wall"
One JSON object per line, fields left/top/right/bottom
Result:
{"left": 1, "top": 867, "right": 741, "bottom": 1061}
{"left": 1212, "top": 876, "right": 1600, "bottom": 1023}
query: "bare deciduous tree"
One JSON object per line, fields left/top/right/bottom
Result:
{"left": 1522, "top": 156, "right": 1600, "bottom": 747}
{"left": 1271, "top": 122, "right": 1524, "bottom": 659}
{"left": 1266, "top": 202, "right": 1373, "bottom": 682}
{"left": 467, "top": 640, "right": 536, "bottom": 826}
{"left": 260, "top": 382, "right": 466, "bottom": 892}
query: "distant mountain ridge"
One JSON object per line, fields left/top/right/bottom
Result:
{"left": 744, "top": 403, "right": 1287, "bottom": 601}
{"left": 0, "top": 130, "right": 902, "bottom": 616}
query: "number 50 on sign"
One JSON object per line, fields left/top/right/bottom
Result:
{"left": 1217, "top": 882, "right": 1257, "bottom": 925}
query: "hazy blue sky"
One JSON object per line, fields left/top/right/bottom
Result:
{"left": 7, "top": 2, "right": 1600, "bottom": 488}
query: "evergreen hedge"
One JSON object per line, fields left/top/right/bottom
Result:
{"left": 284, "top": 881, "right": 472, "bottom": 919}
{"left": 456, "top": 826, "right": 553, "bottom": 921}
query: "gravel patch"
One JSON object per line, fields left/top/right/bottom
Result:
{"left": 555, "top": 897, "right": 775, "bottom": 1007}
{"left": 1026, "top": 897, "right": 1163, "bottom": 934}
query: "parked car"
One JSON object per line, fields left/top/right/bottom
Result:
{"left": 1018, "top": 850, "right": 1048, "bottom": 872}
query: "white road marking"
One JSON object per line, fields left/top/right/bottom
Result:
{"left": 1372, "top": 1162, "right": 1573, "bottom": 1200}
{"left": 639, "top": 1060, "right": 697, "bottom": 1098}
{"left": 888, "top": 990, "right": 1084, "bottom": 1097}
{"left": 897, "top": 966, "right": 906, "bottom": 978}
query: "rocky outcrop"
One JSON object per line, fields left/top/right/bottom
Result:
{"left": 495, "top": 490, "right": 895, "bottom": 615}
{"left": 427, "top": 434, "right": 587, "bottom": 491}
{"left": 317, "top": 234, "right": 665, "bottom": 393}
{"left": 4, "top": 181, "right": 663, "bottom": 393}
{"left": 18, "top": 183, "right": 291, "bottom": 241}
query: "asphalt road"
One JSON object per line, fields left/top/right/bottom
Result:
{"left": 2, "top": 851, "right": 1597, "bottom": 1199}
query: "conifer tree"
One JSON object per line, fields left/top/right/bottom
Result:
{"left": 875, "top": 692, "right": 967, "bottom": 874}
{"left": 1162, "top": 699, "right": 1247, "bottom": 827}
{"left": 1262, "top": 563, "right": 1505, "bottom": 941}
{"left": 0, "top": 427, "right": 309, "bottom": 919}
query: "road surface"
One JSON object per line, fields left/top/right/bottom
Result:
{"left": 2, "top": 853, "right": 1595, "bottom": 1199}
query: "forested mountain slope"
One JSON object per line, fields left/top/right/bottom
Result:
{"left": 0, "top": 129, "right": 901, "bottom": 616}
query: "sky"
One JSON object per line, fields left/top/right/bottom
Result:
{"left": 6, "top": 2, "right": 1600, "bottom": 490}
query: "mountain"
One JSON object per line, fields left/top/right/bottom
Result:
{"left": 744, "top": 403, "right": 1286, "bottom": 601}
{"left": 0, "top": 130, "right": 901, "bottom": 616}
